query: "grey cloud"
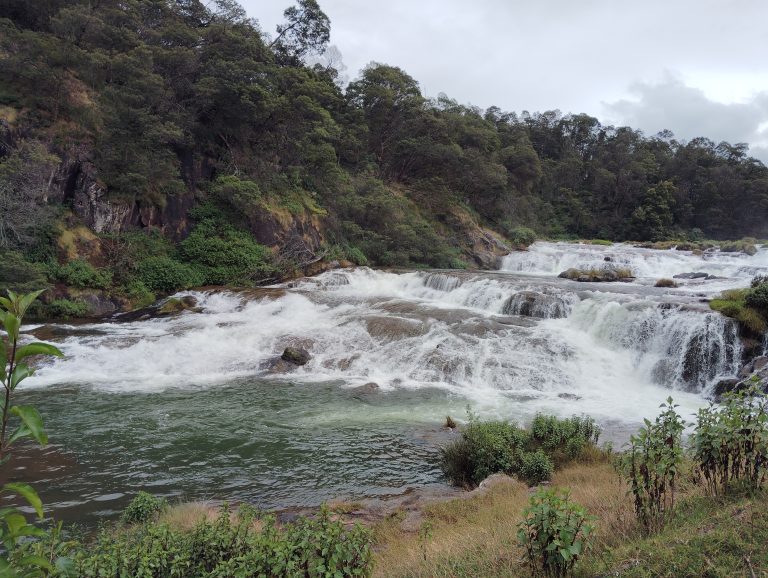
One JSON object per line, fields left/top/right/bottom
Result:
{"left": 604, "top": 75, "right": 768, "bottom": 161}
{"left": 241, "top": 0, "right": 768, "bottom": 156}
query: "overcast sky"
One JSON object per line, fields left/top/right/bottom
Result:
{"left": 242, "top": 0, "right": 768, "bottom": 161}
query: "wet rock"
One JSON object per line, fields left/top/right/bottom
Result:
{"left": 263, "top": 357, "right": 298, "bottom": 373}
{"left": 753, "top": 356, "right": 768, "bottom": 372}
{"left": 558, "top": 267, "right": 633, "bottom": 283}
{"left": 713, "top": 378, "right": 740, "bottom": 399}
{"left": 158, "top": 296, "right": 200, "bottom": 316}
{"left": 350, "top": 382, "right": 380, "bottom": 395}
{"left": 503, "top": 291, "right": 569, "bottom": 319}
{"left": 673, "top": 272, "right": 709, "bottom": 280}
{"left": 604, "top": 256, "right": 613, "bottom": 262}
{"left": 557, "top": 393, "right": 581, "bottom": 401}
{"left": 78, "top": 291, "right": 119, "bottom": 317}
{"left": 281, "top": 347, "right": 311, "bottom": 366}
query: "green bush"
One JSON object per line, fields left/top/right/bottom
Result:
{"left": 520, "top": 450, "right": 554, "bottom": 485}
{"left": 68, "top": 505, "right": 372, "bottom": 577}
{"left": 691, "top": 386, "right": 768, "bottom": 496}
{"left": 137, "top": 256, "right": 204, "bottom": 293}
{"left": 345, "top": 245, "right": 369, "bottom": 266}
{"left": 179, "top": 222, "right": 275, "bottom": 285}
{"left": 122, "top": 280, "right": 156, "bottom": 308}
{"left": 441, "top": 414, "right": 601, "bottom": 487}
{"left": 746, "top": 282, "right": 768, "bottom": 315}
{"left": 121, "top": 491, "right": 168, "bottom": 524}
{"left": 619, "top": 398, "right": 685, "bottom": 533}
{"left": 507, "top": 225, "right": 537, "bottom": 247}
{"left": 47, "top": 298, "right": 89, "bottom": 319}
{"left": 52, "top": 259, "right": 112, "bottom": 289}
{"left": 530, "top": 414, "right": 601, "bottom": 460}
{"left": 517, "top": 488, "right": 595, "bottom": 577}
{"left": 0, "top": 250, "right": 49, "bottom": 294}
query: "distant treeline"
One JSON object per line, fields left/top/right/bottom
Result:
{"left": 2, "top": 0, "right": 767, "bottom": 271}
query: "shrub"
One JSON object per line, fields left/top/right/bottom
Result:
{"left": 508, "top": 226, "right": 537, "bottom": 247}
{"left": 746, "top": 282, "right": 768, "bottom": 315}
{"left": 441, "top": 414, "right": 601, "bottom": 487}
{"left": 72, "top": 504, "right": 373, "bottom": 577}
{"left": 123, "top": 280, "right": 156, "bottom": 308}
{"left": 345, "top": 245, "right": 368, "bottom": 266}
{"left": 0, "top": 250, "right": 49, "bottom": 294}
{"left": 517, "top": 488, "right": 595, "bottom": 577}
{"left": 179, "top": 223, "right": 275, "bottom": 285}
{"left": 47, "top": 298, "right": 88, "bottom": 319}
{"left": 691, "top": 386, "right": 768, "bottom": 495}
{"left": 750, "top": 274, "right": 768, "bottom": 289}
{"left": 137, "top": 256, "right": 204, "bottom": 293}
{"left": 52, "top": 259, "right": 112, "bottom": 289}
{"left": 121, "top": 491, "right": 168, "bottom": 524}
{"left": 520, "top": 450, "right": 554, "bottom": 485}
{"left": 619, "top": 398, "right": 685, "bottom": 533}
{"left": 530, "top": 414, "right": 601, "bottom": 462}
{"left": 654, "top": 278, "right": 678, "bottom": 288}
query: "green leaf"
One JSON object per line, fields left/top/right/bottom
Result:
{"left": 2, "top": 315, "right": 19, "bottom": 344}
{"left": 2, "top": 483, "right": 44, "bottom": 519}
{"left": 16, "top": 555, "right": 54, "bottom": 572}
{"left": 9, "top": 406, "right": 46, "bottom": 446}
{"left": 16, "top": 290, "right": 45, "bottom": 319}
{"left": 14, "top": 342, "right": 63, "bottom": 362}
{"left": 9, "top": 364, "right": 34, "bottom": 390}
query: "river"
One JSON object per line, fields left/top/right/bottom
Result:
{"left": 15, "top": 242, "right": 768, "bottom": 524}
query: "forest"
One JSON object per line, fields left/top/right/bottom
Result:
{"left": 1, "top": 0, "right": 768, "bottom": 304}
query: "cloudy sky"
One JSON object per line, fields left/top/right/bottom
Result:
{"left": 242, "top": 0, "right": 768, "bottom": 161}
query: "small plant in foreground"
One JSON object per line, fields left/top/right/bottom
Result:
{"left": 691, "top": 386, "right": 768, "bottom": 495}
{"left": 619, "top": 397, "right": 685, "bottom": 533}
{"left": 121, "top": 491, "right": 168, "bottom": 524}
{"left": 517, "top": 487, "right": 595, "bottom": 577}
{"left": 0, "top": 289, "right": 67, "bottom": 575}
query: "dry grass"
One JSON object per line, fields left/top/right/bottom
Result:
{"left": 157, "top": 502, "right": 221, "bottom": 531}
{"left": 372, "top": 461, "right": 638, "bottom": 577}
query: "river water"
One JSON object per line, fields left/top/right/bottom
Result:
{"left": 13, "top": 242, "right": 768, "bottom": 524}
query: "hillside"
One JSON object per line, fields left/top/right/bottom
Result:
{"left": 1, "top": 0, "right": 768, "bottom": 316}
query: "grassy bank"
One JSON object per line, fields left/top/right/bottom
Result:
{"left": 371, "top": 461, "right": 768, "bottom": 577}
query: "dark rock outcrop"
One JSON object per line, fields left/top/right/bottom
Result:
{"left": 281, "top": 347, "right": 311, "bottom": 366}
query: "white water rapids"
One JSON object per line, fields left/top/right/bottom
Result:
{"left": 26, "top": 242, "right": 768, "bottom": 426}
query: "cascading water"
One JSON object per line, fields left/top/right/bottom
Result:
{"left": 19, "top": 242, "right": 766, "bottom": 525}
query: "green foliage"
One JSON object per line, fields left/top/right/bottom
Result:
{"left": 691, "top": 387, "right": 768, "bottom": 495}
{"left": 72, "top": 504, "right": 372, "bottom": 577}
{"left": 504, "top": 225, "right": 537, "bottom": 247}
{"left": 179, "top": 219, "right": 275, "bottom": 286}
{"left": 441, "top": 414, "right": 601, "bottom": 487}
{"left": 710, "top": 287, "right": 768, "bottom": 335}
{"left": 51, "top": 259, "right": 112, "bottom": 289}
{"left": 121, "top": 492, "right": 168, "bottom": 524}
{"left": 619, "top": 398, "right": 686, "bottom": 533}
{"left": 0, "top": 250, "right": 49, "bottom": 294}
{"left": 745, "top": 282, "right": 768, "bottom": 315}
{"left": 0, "top": 289, "right": 68, "bottom": 575}
{"left": 517, "top": 488, "right": 595, "bottom": 577}
{"left": 136, "top": 257, "right": 205, "bottom": 294}
{"left": 529, "top": 414, "right": 601, "bottom": 462}
{"left": 46, "top": 299, "right": 88, "bottom": 319}
{"left": 122, "top": 280, "right": 156, "bottom": 309}
{"left": 519, "top": 450, "right": 554, "bottom": 486}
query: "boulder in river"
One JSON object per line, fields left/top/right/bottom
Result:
{"left": 350, "top": 382, "right": 380, "bottom": 395}
{"left": 281, "top": 347, "right": 311, "bottom": 366}
{"left": 673, "top": 272, "right": 709, "bottom": 280}
{"left": 158, "top": 296, "right": 200, "bottom": 315}
{"left": 558, "top": 266, "right": 633, "bottom": 282}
